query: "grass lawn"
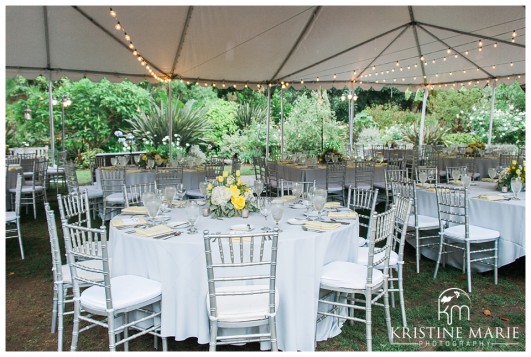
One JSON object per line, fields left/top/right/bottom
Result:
{"left": 4, "top": 179, "right": 525, "bottom": 352}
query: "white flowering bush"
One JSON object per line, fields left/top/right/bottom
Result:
{"left": 468, "top": 106, "right": 525, "bottom": 147}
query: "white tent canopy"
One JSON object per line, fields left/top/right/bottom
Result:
{"left": 6, "top": 5, "right": 525, "bottom": 90}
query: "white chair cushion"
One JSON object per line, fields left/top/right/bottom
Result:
{"left": 320, "top": 261, "right": 383, "bottom": 290}
{"left": 80, "top": 186, "right": 103, "bottom": 199}
{"left": 208, "top": 285, "right": 279, "bottom": 322}
{"left": 357, "top": 247, "right": 398, "bottom": 267}
{"left": 327, "top": 184, "right": 343, "bottom": 192}
{"left": 372, "top": 181, "right": 386, "bottom": 190}
{"left": 185, "top": 189, "right": 204, "bottom": 198}
{"left": 5, "top": 212, "right": 17, "bottom": 222}
{"left": 356, "top": 237, "right": 367, "bottom": 247}
{"left": 409, "top": 214, "right": 439, "bottom": 229}
{"left": 105, "top": 192, "right": 125, "bottom": 204}
{"left": 61, "top": 259, "right": 107, "bottom": 284}
{"left": 444, "top": 224, "right": 500, "bottom": 242}
{"left": 80, "top": 275, "right": 161, "bottom": 313}
{"left": 10, "top": 185, "right": 45, "bottom": 194}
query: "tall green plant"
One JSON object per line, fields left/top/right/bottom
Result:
{"left": 401, "top": 119, "right": 450, "bottom": 146}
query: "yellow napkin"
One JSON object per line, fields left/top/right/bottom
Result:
{"left": 112, "top": 217, "right": 147, "bottom": 227}
{"left": 172, "top": 200, "right": 188, "bottom": 208}
{"left": 121, "top": 206, "right": 148, "bottom": 215}
{"left": 274, "top": 195, "right": 296, "bottom": 203}
{"left": 481, "top": 178, "right": 498, "bottom": 183}
{"left": 448, "top": 180, "right": 461, "bottom": 185}
{"left": 324, "top": 202, "right": 342, "bottom": 208}
{"left": 304, "top": 221, "right": 341, "bottom": 230}
{"left": 8, "top": 166, "right": 21, "bottom": 171}
{"left": 135, "top": 225, "right": 173, "bottom": 237}
{"left": 477, "top": 195, "right": 507, "bottom": 201}
{"left": 126, "top": 169, "right": 143, "bottom": 173}
{"left": 328, "top": 211, "right": 358, "bottom": 219}
{"left": 424, "top": 188, "right": 437, "bottom": 193}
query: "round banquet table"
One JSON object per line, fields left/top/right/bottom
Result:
{"left": 109, "top": 203, "right": 359, "bottom": 351}
{"left": 414, "top": 181, "right": 525, "bottom": 271}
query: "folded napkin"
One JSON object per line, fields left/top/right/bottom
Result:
{"left": 228, "top": 236, "right": 253, "bottom": 243}
{"left": 324, "top": 202, "right": 342, "bottom": 208}
{"left": 476, "top": 195, "right": 507, "bottom": 201}
{"left": 273, "top": 195, "right": 296, "bottom": 203}
{"left": 424, "top": 188, "right": 437, "bottom": 193}
{"left": 172, "top": 200, "right": 188, "bottom": 208}
{"left": 8, "top": 166, "right": 22, "bottom": 171}
{"left": 447, "top": 180, "right": 462, "bottom": 185}
{"left": 121, "top": 206, "right": 148, "bottom": 215}
{"left": 135, "top": 225, "right": 173, "bottom": 237}
{"left": 304, "top": 221, "right": 341, "bottom": 230}
{"left": 126, "top": 169, "right": 143, "bottom": 173}
{"left": 481, "top": 178, "right": 498, "bottom": 183}
{"left": 112, "top": 217, "right": 147, "bottom": 228}
{"left": 328, "top": 211, "right": 358, "bottom": 219}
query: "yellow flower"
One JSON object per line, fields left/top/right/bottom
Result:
{"left": 222, "top": 170, "right": 229, "bottom": 178}
{"left": 516, "top": 169, "right": 521, "bottom": 175}
{"left": 237, "top": 179, "right": 243, "bottom": 186}
{"left": 141, "top": 155, "right": 147, "bottom": 161}
{"left": 229, "top": 184, "right": 240, "bottom": 197}
{"left": 207, "top": 183, "right": 213, "bottom": 191}
{"left": 235, "top": 170, "right": 241, "bottom": 177}
{"left": 231, "top": 195, "right": 246, "bottom": 210}
{"left": 512, "top": 160, "right": 517, "bottom": 165}
{"left": 217, "top": 176, "right": 224, "bottom": 183}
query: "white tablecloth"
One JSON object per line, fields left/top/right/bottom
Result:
{"left": 109, "top": 204, "right": 359, "bottom": 351}
{"left": 415, "top": 181, "right": 525, "bottom": 271}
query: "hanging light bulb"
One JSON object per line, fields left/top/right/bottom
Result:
{"left": 396, "top": 61, "right": 399, "bottom": 67}
{"left": 494, "top": 42, "right": 498, "bottom": 48}
{"left": 124, "top": 33, "right": 130, "bottom": 41}
{"left": 479, "top": 39, "right": 483, "bottom": 47}
{"left": 447, "top": 48, "right": 451, "bottom": 54}
{"left": 333, "top": 74, "right": 337, "bottom": 79}
{"left": 109, "top": 8, "right": 116, "bottom": 17}
{"left": 115, "top": 22, "right": 122, "bottom": 31}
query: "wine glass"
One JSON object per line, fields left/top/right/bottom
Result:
{"left": 418, "top": 172, "right": 428, "bottom": 185}
{"left": 377, "top": 153, "right": 384, "bottom": 164}
{"left": 270, "top": 201, "right": 285, "bottom": 232}
{"left": 144, "top": 196, "right": 162, "bottom": 226}
{"left": 254, "top": 179, "right": 264, "bottom": 197}
{"left": 199, "top": 181, "right": 209, "bottom": 199}
{"left": 164, "top": 186, "right": 177, "bottom": 208}
{"left": 488, "top": 167, "right": 497, "bottom": 180}
{"left": 301, "top": 192, "right": 313, "bottom": 215}
{"left": 176, "top": 183, "right": 185, "bottom": 201}
{"left": 141, "top": 191, "right": 155, "bottom": 206}
{"left": 147, "top": 159, "right": 155, "bottom": 170}
{"left": 110, "top": 157, "right": 117, "bottom": 166}
{"left": 185, "top": 201, "right": 200, "bottom": 233}
{"left": 134, "top": 155, "right": 141, "bottom": 166}
{"left": 461, "top": 175, "right": 471, "bottom": 189}
{"left": 313, "top": 188, "right": 328, "bottom": 221}
{"left": 292, "top": 182, "right": 303, "bottom": 201}
{"left": 258, "top": 197, "right": 271, "bottom": 231}
{"left": 511, "top": 178, "right": 522, "bottom": 200}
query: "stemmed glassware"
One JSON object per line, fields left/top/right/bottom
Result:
{"left": 488, "top": 168, "right": 497, "bottom": 180}
{"left": 185, "top": 201, "right": 200, "bottom": 233}
{"left": 292, "top": 182, "right": 303, "bottom": 202}
{"left": 110, "top": 157, "right": 117, "bottom": 166}
{"left": 461, "top": 174, "right": 472, "bottom": 189}
{"left": 176, "top": 183, "right": 185, "bottom": 201}
{"left": 144, "top": 196, "right": 162, "bottom": 226}
{"left": 141, "top": 191, "right": 155, "bottom": 206}
{"left": 164, "top": 186, "right": 177, "bottom": 209}
{"left": 511, "top": 178, "right": 523, "bottom": 200}
{"left": 301, "top": 191, "right": 313, "bottom": 215}
{"left": 312, "top": 188, "right": 327, "bottom": 221}
{"left": 258, "top": 197, "right": 271, "bottom": 231}
{"left": 146, "top": 159, "right": 155, "bottom": 170}
{"left": 270, "top": 201, "right": 285, "bottom": 232}
{"left": 254, "top": 179, "right": 264, "bottom": 197}
{"left": 134, "top": 155, "right": 141, "bottom": 166}
{"left": 199, "top": 181, "right": 209, "bottom": 201}
{"left": 418, "top": 172, "right": 428, "bottom": 185}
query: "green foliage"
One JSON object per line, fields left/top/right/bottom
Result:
{"left": 365, "top": 104, "right": 419, "bottom": 129}
{"left": 357, "top": 127, "right": 383, "bottom": 146}
{"left": 283, "top": 90, "right": 346, "bottom": 155}
{"left": 125, "top": 97, "right": 210, "bottom": 153}
{"left": 468, "top": 106, "right": 525, "bottom": 146}
{"left": 204, "top": 99, "right": 239, "bottom": 148}
{"left": 401, "top": 119, "right": 451, "bottom": 146}
{"left": 443, "top": 132, "right": 481, "bottom": 145}
{"left": 428, "top": 87, "right": 483, "bottom": 127}
{"left": 234, "top": 102, "right": 266, "bottom": 130}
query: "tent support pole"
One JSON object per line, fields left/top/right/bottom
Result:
{"left": 280, "top": 89, "right": 284, "bottom": 158}
{"left": 48, "top": 79, "right": 55, "bottom": 167}
{"left": 266, "top": 86, "right": 271, "bottom": 158}
{"left": 168, "top": 80, "right": 173, "bottom": 160}
{"left": 487, "top": 83, "right": 496, "bottom": 146}
{"left": 419, "top": 88, "right": 429, "bottom": 146}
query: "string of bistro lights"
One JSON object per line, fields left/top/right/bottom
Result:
{"left": 109, "top": 7, "right": 522, "bottom": 90}
{"left": 109, "top": 7, "right": 170, "bottom": 83}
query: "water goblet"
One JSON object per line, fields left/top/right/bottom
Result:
{"left": 254, "top": 179, "right": 264, "bottom": 197}
{"left": 511, "top": 178, "right": 522, "bottom": 200}
{"left": 134, "top": 154, "right": 141, "bottom": 166}
{"left": 185, "top": 201, "right": 200, "bottom": 233}
{"left": 301, "top": 192, "right": 313, "bottom": 215}
{"left": 141, "top": 191, "right": 155, "bottom": 207}
{"left": 144, "top": 196, "right": 162, "bottom": 226}
{"left": 312, "top": 194, "right": 327, "bottom": 221}
{"left": 488, "top": 167, "right": 497, "bottom": 180}
{"left": 461, "top": 175, "right": 472, "bottom": 189}
{"left": 258, "top": 197, "right": 271, "bottom": 231}
{"left": 418, "top": 172, "right": 428, "bottom": 185}
{"left": 164, "top": 186, "right": 177, "bottom": 208}
{"left": 292, "top": 182, "right": 303, "bottom": 201}
{"left": 176, "top": 183, "right": 185, "bottom": 200}
{"left": 147, "top": 159, "right": 155, "bottom": 170}
{"left": 270, "top": 201, "right": 285, "bottom": 232}
{"left": 110, "top": 157, "right": 117, "bottom": 166}
{"left": 199, "top": 181, "right": 209, "bottom": 199}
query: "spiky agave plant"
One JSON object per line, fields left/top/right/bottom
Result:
{"left": 401, "top": 120, "right": 451, "bottom": 146}
{"left": 126, "top": 98, "right": 210, "bottom": 149}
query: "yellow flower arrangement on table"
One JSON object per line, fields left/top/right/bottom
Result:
{"left": 138, "top": 149, "right": 167, "bottom": 169}
{"left": 497, "top": 160, "right": 525, "bottom": 191}
{"left": 207, "top": 170, "right": 258, "bottom": 218}
{"left": 466, "top": 141, "right": 486, "bottom": 156}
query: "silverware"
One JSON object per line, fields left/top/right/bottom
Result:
{"left": 301, "top": 226, "right": 325, "bottom": 233}
{"left": 328, "top": 219, "right": 350, "bottom": 225}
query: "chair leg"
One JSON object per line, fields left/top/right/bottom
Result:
{"left": 398, "top": 266, "right": 407, "bottom": 327}
{"left": 466, "top": 242, "right": 472, "bottom": 293}
{"left": 383, "top": 287, "right": 393, "bottom": 344}
{"left": 57, "top": 285, "right": 65, "bottom": 351}
{"left": 32, "top": 192, "right": 37, "bottom": 219}
{"left": 209, "top": 320, "right": 218, "bottom": 352}
{"left": 365, "top": 290, "right": 373, "bottom": 352}
{"left": 51, "top": 284, "right": 58, "bottom": 333}
{"left": 124, "top": 312, "right": 129, "bottom": 352}
{"left": 270, "top": 316, "right": 278, "bottom": 351}
{"left": 494, "top": 240, "right": 499, "bottom": 285}
{"left": 108, "top": 313, "right": 116, "bottom": 351}
{"left": 16, "top": 220, "right": 24, "bottom": 259}
{"left": 433, "top": 234, "right": 444, "bottom": 279}
{"left": 415, "top": 228, "right": 421, "bottom": 273}
{"left": 70, "top": 298, "right": 81, "bottom": 351}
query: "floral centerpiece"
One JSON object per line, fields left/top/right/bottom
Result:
{"left": 139, "top": 148, "right": 167, "bottom": 169}
{"left": 318, "top": 148, "right": 343, "bottom": 163}
{"left": 207, "top": 170, "right": 257, "bottom": 218}
{"left": 497, "top": 160, "right": 525, "bottom": 191}
{"left": 466, "top": 141, "right": 485, "bottom": 156}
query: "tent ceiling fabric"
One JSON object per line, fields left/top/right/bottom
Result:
{"left": 6, "top": 5, "right": 525, "bottom": 90}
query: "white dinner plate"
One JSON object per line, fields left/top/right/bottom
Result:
{"left": 230, "top": 224, "right": 255, "bottom": 231}
{"left": 287, "top": 218, "right": 307, "bottom": 225}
